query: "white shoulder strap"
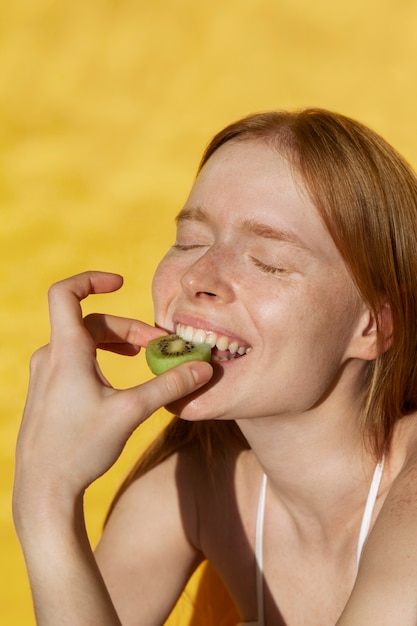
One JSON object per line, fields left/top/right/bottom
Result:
{"left": 356, "top": 456, "right": 385, "bottom": 566}
{"left": 254, "top": 472, "right": 267, "bottom": 625}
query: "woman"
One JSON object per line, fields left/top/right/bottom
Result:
{"left": 13, "top": 109, "right": 417, "bottom": 625}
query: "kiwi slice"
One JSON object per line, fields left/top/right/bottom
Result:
{"left": 145, "top": 334, "right": 212, "bottom": 375}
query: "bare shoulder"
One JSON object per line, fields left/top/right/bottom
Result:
{"left": 94, "top": 440, "right": 258, "bottom": 624}
{"left": 383, "top": 412, "right": 417, "bottom": 506}
{"left": 378, "top": 412, "right": 417, "bottom": 530}
{"left": 94, "top": 447, "right": 212, "bottom": 625}
{"left": 98, "top": 439, "right": 245, "bottom": 555}
{"left": 339, "top": 413, "right": 417, "bottom": 625}
{"left": 367, "top": 412, "right": 417, "bottom": 554}
{"left": 97, "top": 445, "right": 210, "bottom": 558}
{"left": 399, "top": 411, "right": 417, "bottom": 466}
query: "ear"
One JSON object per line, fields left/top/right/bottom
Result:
{"left": 353, "top": 301, "right": 393, "bottom": 361}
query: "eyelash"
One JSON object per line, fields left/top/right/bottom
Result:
{"left": 250, "top": 256, "right": 285, "bottom": 275}
{"left": 172, "top": 246, "right": 285, "bottom": 275}
{"left": 172, "top": 243, "right": 207, "bottom": 251}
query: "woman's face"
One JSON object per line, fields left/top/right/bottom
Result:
{"left": 152, "top": 140, "right": 367, "bottom": 421}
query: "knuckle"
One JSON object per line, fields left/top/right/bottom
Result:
{"left": 47, "top": 273, "right": 89, "bottom": 303}
{"left": 47, "top": 279, "right": 64, "bottom": 302}
{"left": 29, "top": 345, "right": 48, "bottom": 375}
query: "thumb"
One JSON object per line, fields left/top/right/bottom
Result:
{"left": 118, "top": 360, "right": 213, "bottom": 424}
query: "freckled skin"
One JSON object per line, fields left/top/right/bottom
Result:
{"left": 152, "top": 141, "right": 369, "bottom": 421}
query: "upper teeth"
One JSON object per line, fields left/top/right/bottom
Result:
{"left": 176, "top": 323, "right": 252, "bottom": 356}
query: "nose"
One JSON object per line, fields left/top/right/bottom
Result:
{"left": 180, "top": 247, "right": 235, "bottom": 304}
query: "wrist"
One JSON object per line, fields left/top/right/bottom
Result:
{"left": 13, "top": 479, "right": 86, "bottom": 544}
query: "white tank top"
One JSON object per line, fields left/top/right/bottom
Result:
{"left": 238, "top": 457, "right": 385, "bottom": 626}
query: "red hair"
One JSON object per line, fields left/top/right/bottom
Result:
{"left": 199, "top": 108, "right": 417, "bottom": 455}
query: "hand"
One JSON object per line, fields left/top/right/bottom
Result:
{"left": 14, "top": 271, "right": 213, "bottom": 520}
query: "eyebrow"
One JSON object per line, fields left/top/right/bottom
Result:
{"left": 241, "top": 219, "right": 311, "bottom": 251}
{"left": 175, "top": 206, "right": 208, "bottom": 224}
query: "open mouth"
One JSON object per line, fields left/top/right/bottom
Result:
{"left": 176, "top": 323, "right": 252, "bottom": 363}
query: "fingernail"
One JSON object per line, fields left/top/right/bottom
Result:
{"left": 191, "top": 362, "right": 212, "bottom": 384}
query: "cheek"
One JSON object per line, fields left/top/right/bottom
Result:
{"left": 299, "top": 281, "right": 363, "bottom": 358}
{"left": 151, "top": 253, "right": 190, "bottom": 326}
{"left": 262, "top": 276, "right": 361, "bottom": 360}
{"left": 152, "top": 257, "right": 176, "bottom": 315}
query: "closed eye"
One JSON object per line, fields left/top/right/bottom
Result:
{"left": 250, "top": 256, "right": 286, "bottom": 275}
{"left": 172, "top": 243, "right": 209, "bottom": 251}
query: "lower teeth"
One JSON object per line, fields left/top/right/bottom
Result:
{"left": 212, "top": 354, "right": 241, "bottom": 362}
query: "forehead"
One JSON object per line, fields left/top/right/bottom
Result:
{"left": 181, "top": 140, "right": 342, "bottom": 263}
{"left": 194, "top": 139, "right": 300, "bottom": 202}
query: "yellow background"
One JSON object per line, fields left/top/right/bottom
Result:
{"left": 2, "top": 0, "right": 417, "bottom": 623}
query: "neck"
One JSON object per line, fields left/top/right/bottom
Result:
{"left": 236, "top": 402, "right": 376, "bottom": 525}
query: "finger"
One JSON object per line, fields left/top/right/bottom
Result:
{"left": 117, "top": 360, "right": 213, "bottom": 424}
{"left": 48, "top": 272, "right": 123, "bottom": 341}
{"left": 84, "top": 314, "right": 166, "bottom": 354}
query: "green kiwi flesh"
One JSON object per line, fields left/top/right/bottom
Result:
{"left": 146, "top": 334, "right": 212, "bottom": 375}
